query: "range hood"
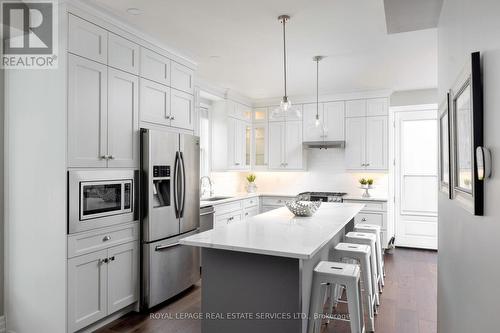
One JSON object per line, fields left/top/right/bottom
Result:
{"left": 303, "top": 140, "right": 345, "bottom": 149}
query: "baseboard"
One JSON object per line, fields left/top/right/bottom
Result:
{"left": 0, "top": 315, "right": 6, "bottom": 333}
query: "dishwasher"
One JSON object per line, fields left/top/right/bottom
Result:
{"left": 199, "top": 206, "right": 214, "bottom": 267}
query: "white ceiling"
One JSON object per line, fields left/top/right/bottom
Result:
{"left": 87, "top": 0, "right": 438, "bottom": 100}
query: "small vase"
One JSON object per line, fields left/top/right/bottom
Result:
{"left": 246, "top": 182, "right": 257, "bottom": 193}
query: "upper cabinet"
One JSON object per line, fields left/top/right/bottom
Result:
{"left": 302, "top": 103, "right": 324, "bottom": 142}
{"left": 108, "top": 33, "right": 139, "bottom": 75}
{"left": 170, "top": 89, "right": 194, "bottom": 130}
{"left": 268, "top": 120, "right": 304, "bottom": 170}
{"left": 171, "top": 62, "right": 194, "bottom": 94}
{"left": 140, "top": 47, "right": 171, "bottom": 86}
{"left": 139, "top": 78, "right": 171, "bottom": 126}
{"left": 302, "top": 101, "right": 345, "bottom": 142}
{"left": 68, "top": 14, "right": 108, "bottom": 64}
{"left": 345, "top": 98, "right": 388, "bottom": 170}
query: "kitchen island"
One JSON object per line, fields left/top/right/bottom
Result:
{"left": 180, "top": 202, "right": 365, "bottom": 333}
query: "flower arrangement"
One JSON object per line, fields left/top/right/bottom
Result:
{"left": 246, "top": 174, "right": 256, "bottom": 183}
{"left": 246, "top": 174, "right": 257, "bottom": 193}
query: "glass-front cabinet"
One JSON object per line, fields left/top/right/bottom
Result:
{"left": 252, "top": 108, "right": 268, "bottom": 169}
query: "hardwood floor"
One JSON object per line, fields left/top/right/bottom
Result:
{"left": 96, "top": 248, "right": 436, "bottom": 333}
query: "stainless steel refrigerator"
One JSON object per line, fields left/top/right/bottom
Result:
{"left": 140, "top": 128, "right": 200, "bottom": 309}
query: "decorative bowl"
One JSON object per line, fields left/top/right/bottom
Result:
{"left": 285, "top": 200, "right": 322, "bottom": 217}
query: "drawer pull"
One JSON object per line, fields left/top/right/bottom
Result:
{"left": 155, "top": 242, "right": 181, "bottom": 251}
{"left": 103, "top": 235, "right": 111, "bottom": 242}
{"left": 99, "top": 258, "right": 109, "bottom": 264}
{"left": 361, "top": 218, "right": 367, "bottom": 222}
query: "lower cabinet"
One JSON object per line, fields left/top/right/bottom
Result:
{"left": 260, "top": 196, "right": 295, "bottom": 213}
{"left": 67, "top": 234, "right": 138, "bottom": 332}
{"left": 344, "top": 199, "right": 390, "bottom": 248}
{"left": 213, "top": 197, "right": 260, "bottom": 228}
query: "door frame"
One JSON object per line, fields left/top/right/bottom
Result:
{"left": 388, "top": 104, "right": 438, "bottom": 250}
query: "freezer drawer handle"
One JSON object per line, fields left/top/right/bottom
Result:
{"left": 155, "top": 242, "right": 181, "bottom": 251}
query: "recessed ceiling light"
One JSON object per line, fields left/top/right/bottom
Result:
{"left": 126, "top": 8, "right": 142, "bottom": 15}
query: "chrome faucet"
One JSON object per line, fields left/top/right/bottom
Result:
{"left": 200, "top": 176, "right": 214, "bottom": 198}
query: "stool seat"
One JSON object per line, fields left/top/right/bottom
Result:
{"left": 309, "top": 261, "right": 365, "bottom": 333}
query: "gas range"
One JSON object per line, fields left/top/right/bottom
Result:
{"left": 297, "top": 192, "right": 348, "bottom": 203}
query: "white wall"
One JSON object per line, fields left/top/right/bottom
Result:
{"left": 438, "top": 1, "right": 500, "bottom": 332}
{"left": 0, "top": 66, "right": 4, "bottom": 317}
{"left": 211, "top": 149, "right": 388, "bottom": 198}
{"left": 4, "top": 10, "right": 67, "bottom": 333}
{"left": 390, "top": 88, "right": 438, "bottom": 106}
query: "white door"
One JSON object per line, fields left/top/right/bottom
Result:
{"left": 268, "top": 122, "right": 285, "bottom": 169}
{"left": 67, "top": 250, "right": 108, "bottom": 332}
{"left": 107, "top": 68, "right": 139, "bottom": 168}
{"left": 107, "top": 242, "right": 139, "bottom": 314}
{"left": 139, "top": 78, "right": 171, "bottom": 126}
{"left": 345, "top": 117, "right": 366, "bottom": 169}
{"left": 366, "top": 116, "right": 388, "bottom": 170}
{"left": 323, "top": 101, "right": 345, "bottom": 141}
{"left": 302, "top": 103, "right": 324, "bottom": 142}
{"left": 170, "top": 88, "right": 194, "bottom": 130}
{"left": 284, "top": 121, "right": 303, "bottom": 169}
{"left": 67, "top": 54, "right": 108, "bottom": 168}
{"left": 395, "top": 110, "right": 438, "bottom": 249}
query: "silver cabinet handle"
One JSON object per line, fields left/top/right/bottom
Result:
{"left": 245, "top": 212, "right": 249, "bottom": 216}
{"left": 165, "top": 115, "right": 171, "bottom": 120}
{"left": 365, "top": 163, "right": 370, "bottom": 166}
{"left": 155, "top": 242, "right": 181, "bottom": 251}
{"left": 109, "top": 256, "right": 115, "bottom": 262}
{"left": 99, "top": 258, "right": 109, "bottom": 264}
{"left": 108, "top": 155, "right": 115, "bottom": 160}
{"left": 235, "top": 162, "right": 240, "bottom": 166}
{"left": 101, "top": 155, "right": 109, "bottom": 159}
{"left": 361, "top": 218, "right": 367, "bottom": 222}
{"left": 102, "top": 235, "right": 111, "bottom": 242}
{"left": 170, "top": 115, "right": 175, "bottom": 120}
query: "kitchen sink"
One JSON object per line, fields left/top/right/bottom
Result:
{"left": 202, "top": 196, "right": 232, "bottom": 201}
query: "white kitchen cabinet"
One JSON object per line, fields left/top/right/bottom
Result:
{"left": 107, "top": 68, "right": 139, "bottom": 168}
{"left": 252, "top": 122, "right": 268, "bottom": 169}
{"left": 243, "top": 206, "right": 260, "bottom": 219}
{"left": 260, "top": 196, "right": 295, "bottom": 213}
{"left": 67, "top": 249, "right": 108, "bottom": 332}
{"left": 366, "top": 98, "right": 388, "bottom": 117}
{"left": 171, "top": 62, "right": 194, "bottom": 94}
{"left": 227, "top": 118, "right": 251, "bottom": 170}
{"left": 170, "top": 88, "right": 194, "bottom": 130}
{"left": 345, "top": 99, "right": 366, "bottom": 117}
{"left": 227, "top": 100, "right": 252, "bottom": 121}
{"left": 139, "top": 78, "right": 171, "bottom": 126}
{"left": 108, "top": 33, "right": 139, "bottom": 75}
{"left": 68, "top": 54, "right": 108, "bottom": 168}
{"left": 344, "top": 199, "right": 390, "bottom": 248}
{"left": 303, "top": 102, "right": 345, "bottom": 142}
{"left": 107, "top": 242, "right": 139, "bottom": 314}
{"left": 253, "top": 107, "right": 268, "bottom": 122}
{"left": 214, "top": 211, "right": 242, "bottom": 228}
{"left": 345, "top": 116, "right": 388, "bottom": 170}
{"left": 366, "top": 116, "right": 388, "bottom": 169}
{"left": 302, "top": 103, "right": 324, "bottom": 142}
{"left": 140, "top": 47, "right": 171, "bottom": 85}
{"left": 269, "top": 121, "right": 304, "bottom": 170}
{"left": 68, "top": 14, "right": 108, "bottom": 64}
{"left": 323, "top": 101, "right": 345, "bottom": 141}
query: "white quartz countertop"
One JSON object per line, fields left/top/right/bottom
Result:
{"left": 181, "top": 202, "right": 365, "bottom": 260}
{"left": 200, "top": 192, "right": 297, "bottom": 208}
{"left": 344, "top": 195, "right": 388, "bottom": 202}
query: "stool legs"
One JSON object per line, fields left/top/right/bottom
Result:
{"left": 346, "top": 278, "right": 364, "bottom": 333}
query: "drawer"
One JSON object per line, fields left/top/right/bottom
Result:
{"left": 68, "top": 222, "right": 139, "bottom": 258}
{"left": 214, "top": 211, "right": 241, "bottom": 228}
{"left": 261, "top": 196, "right": 294, "bottom": 206}
{"left": 344, "top": 199, "right": 386, "bottom": 212}
{"left": 243, "top": 197, "right": 259, "bottom": 208}
{"left": 354, "top": 212, "right": 384, "bottom": 228}
{"left": 261, "top": 206, "right": 278, "bottom": 213}
{"left": 214, "top": 201, "right": 242, "bottom": 215}
{"left": 243, "top": 206, "right": 260, "bottom": 219}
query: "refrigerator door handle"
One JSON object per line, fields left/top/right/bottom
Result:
{"left": 179, "top": 152, "right": 187, "bottom": 218}
{"left": 174, "top": 151, "right": 180, "bottom": 218}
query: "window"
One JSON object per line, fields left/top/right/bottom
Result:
{"left": 199, "top": 106, "right": 210, "bottom": 178}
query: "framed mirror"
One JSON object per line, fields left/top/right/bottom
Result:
{"left": 450, "top": 52, "right": 483, "bottom": 215}
{"left": 438, "top": 92, "right": 452, "bottom": 197}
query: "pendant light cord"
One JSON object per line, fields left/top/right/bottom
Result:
{"left": 316, "top": 58, "right": 319, "bottom": 118}
{"left": 282, "top": 18, "right": 287, "bottom": 98}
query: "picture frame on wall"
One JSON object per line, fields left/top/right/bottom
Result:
{"left": 438, "top": 92, "right": 452, "bottom": 198}
{"left": 450, "top": 51, "right": 484, "bottom": 215}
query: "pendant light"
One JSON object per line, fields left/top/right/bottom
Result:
{"left": 313, "top": 56, "right": 324, "bottom": 128}
{"left": 278, "top": 15, "right": 291, "bottom": 112}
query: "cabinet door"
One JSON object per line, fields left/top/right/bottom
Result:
{"left": 302, "top": 103, "right": 324, "bottom": 142}
{"left": 68, "top": 14, "right": 108, "bottom": 64}
{"left": 67, "top": 250, "right": 108, "bottom": 332}
{"left": 140, "top": 47, "right": 171, "bottom": 85}
{"left": 243, "top": 122, "right": 252, "bottom": 169}
{"left": 345, "top": 117, "right": 366, "bottom": 169}
{"left": 107, "top": 68, "right": 139, "bottom": 168}
{"left": 107, "top": 242, "right": 139, "bottom": 314}
{"left": 268, "top": 122, "right": 285, "bottom": 169}
{"left": 284, "top": 121, "right": 303, "bottom": 169}
{"left": 68, "top": 54, "right": 108, "bottom": 167}
{"left": 252, "top": 122, "right": 268, "bottom": 168}
{"left": 366, "top": 98, "right": 388, "bottom": 117}
{"left": 108, "top": 33, "right": 139, "bottom": 75}
{"left": 240, "top": 104, "right": 253, "bottom": 122}
{"left": 171, "top": 62, "right": 194, "bottom": 94}
{"left": 253, "top": 107, "right": 268, "bottom": 122}
{"left": 345, "top": 99, "right": 366, "bottom": 118}
{"left": 227, "top": 117, "right": 239, "bottom": 169}
{"left": 139, "top": 78, "right": 171, "bottom": 126}
{"left": 243, "top": 206, "right": 260, "bottom": 219}
{"left": 323, "top": 101, "right": 345, "bottom": 141}
{"left": 366, "top": 116, "right": 388, "bottom": 170}
{"left": 170, "top": 89, "right": 194, "bottom": 130}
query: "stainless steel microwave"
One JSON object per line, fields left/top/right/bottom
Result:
{"left": 68, "top": 170, "right": 138, "bottom": 234}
